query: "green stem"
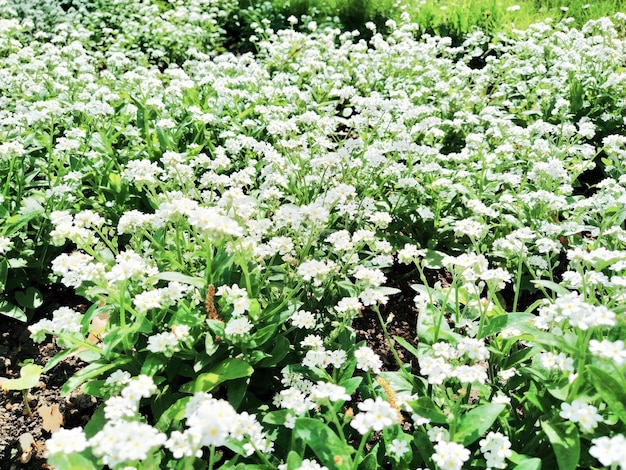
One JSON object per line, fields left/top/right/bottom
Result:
{"left": 240, "top": 257, "right": 253, "bottom": 296}
{"left": 208, "top": 445, "right": 215, "bottom": 470}
{"left": 328, "top": 401, "right": 347, "bottom": 442}
{"left": 54, "top": 333, "right": 104, "bottom": 355}
{"left": 119, "top": 281, "right": 130, "bottom": 351}
{"left": 373, "top": 305, "right": 406, "bottom": 372}
{"left": 351, "top": 432, "right": 370, "bottom": 470}
{"left": 512, "top": 255, "right": 524, "bottom": 313}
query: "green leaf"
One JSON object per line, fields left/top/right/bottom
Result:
{"left": 262, "top": 409, "right": 291, "bottom": 425}
{"left": 294, "top": 417, "right": 352, "bottom": 470}
{"left": 180, "top": 358, "right": 253, "bottom": 393}
{"left": 423, "top": 249, "right": 446, "bottom": 269}
{"left": 509, "top": 451, "right": 542, "bottom": 470}
{"left": 228, "top": 378, "right": 249, "bottom": 409}
{"left": 156, "top": 396, "right": 190, "bottom": 432}
{"left": 84, "top": 405, "right": 106, "bottom": 438}
{"left": 587, "top": 365, "right": 626, "bottom": 425}
{"left": 62, "top": 358, "right": 132, "bottom": 396}
{"left": 453, "top": 403, "right": 506, "bottom": 446}
{"left": 0, "top": 259, "right": 7, "bottom": 286}
{"left": 394, "top": 336, "right": 420, "bottom": 359}
{"left": 412, "top": 431, "right": 435, "bottom": 467}
{"left": 286, "top": 451, "right": 303, "bottom": 469}
{"left": 358, "top": 445, "right": 379, "bottom": 469}
{"left": 150, "top": 271, "right": 205, "bottom": 288}
{"left": 46, "top": 450, "right": 99, "bottom": 470}
{"left": 531, "top": 280, "right": 570, "bottom": 296}
{"left": 257, "top": 335, "right": 290, "bottom": 367}
{"left": 408, "top": 397, "right": 448, "bottom": 424}
{"left": 42, "top": 347, "right": 77, "bottom": 374}
{"left": 0, "top": 299, "right": 26, "bottom": 322}
{"left": 0, "top": 363, "right": 42, "bottom": 390}
{"left": 541, "top": 421, "right": 580, "bottom": 470}
{"left": 140, "top": 353, "right": 168, "bottom": 376}
{"left": 478, "top": 313, "right": 534, "bottom": 339}
{"left": 248, "top": 323, "right": 278, "bottom": 348}
{"left": 81, "top": 380, "right": 107, "bottom": 398}
{"left": 514, "top": 322, "right": 578, "bottom": 356}
{"left": 15, "top": 287, "right": 43, "bottom": 310}
{"left": 339, "top": 376, "right": 362, "bottom": 395}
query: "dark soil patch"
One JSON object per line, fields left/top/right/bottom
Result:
{"left": 0, "top": 289, "right": 96, "bottom": 470}
{"left": 354, "top": 261, "right": 423, "bottom": 371}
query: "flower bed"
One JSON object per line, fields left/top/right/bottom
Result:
{"left": 1, "top": 1, "right": 626, "bottom": 469}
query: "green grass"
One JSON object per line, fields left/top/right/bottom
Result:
{"left": 247, "top": 0, "right": 626, "bottom": 43}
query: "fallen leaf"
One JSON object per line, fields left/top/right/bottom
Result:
{"left": 18, "top": 432, "right": 34, "bottom": 463}
{"left": 87, "top": 312, "right": 109, "bottom": 344}
{"left": 38, "top": 403, "right": 64, "bottom": 433}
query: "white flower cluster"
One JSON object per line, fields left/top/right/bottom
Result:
{"left": 350, "top": 397, "right": 398, "bottom": 435}
{"left": 419, "top": 338, "right": 490, "bottom": 385}
{"left": 133, "top": 281, "right": 192, "bottom": 315}
{"left": 536, "top": 292, "right": 617, "bottom": 331}
{"left": 166, "top": 392, "right": 272, "bottom": 457}
{"left": 589, "top": 434, "right": 626, "bottom": 469}
{"left": 589, "top": 339, "right": 626, "bottom": 365}
{"left": 46, "top": 375, "right": 166, "bottom": 467}
{"left": 146, "top": 324, "right": 191, "bottom": 357}
{"left": 29, "top": 306, "right": 84, "bottom": 345}
{"left": 51, "top": 251, "right": 106, "bottom": 288}
{"left": 49, "top": 210, "right": 105, "bottom": 246}
{"left": 560, "top": 400, "right": 603, "bottom": 433}
{"left": 479, "top": 431, "right": 512, "bottom": 469}
{"left": 431, "top": 440, "right": 471, "bottom": 470}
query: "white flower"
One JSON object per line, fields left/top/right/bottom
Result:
{"left": 45, "top": 428, "right": 88, "bottom": 456}
{"left": 297, "top": 459, "right": 328, "bottom": 470}
{"left": 309, "top": 382, "right": 350, "bottom": 402}
{"left": 432, "top": 440, "right": 471, "bottom": 470}
{"left": 350, "top": 397, "right": 397, "bottom": 434}
{"left": 89, "top": 421, "right": 166, "bottom": 466}
{"left": 389, "top": 438, "right": 410, "bottom": 458}
{"left": 589, "top": 339, "right": 626, "bottom": 366}
{"left": 589, "top": 434, "right": 626, "bottom": 468}
{"left": 560, "top": 400, "right": 603, "bottom": 433}
{"left": 354, "top": 346, "right": 382, "bottom": 373}
{"left": 185, "top": 394, "right": 239, "bottom": 448}
{"left": 290, "top": 310, "right": 317, "bottom": 329}
{"left": 224, "top": 317, "right": 253, "bottom": 337}
{"left": 0, "top": 236, "right": 13, "bottom": 254}
{"left": 480, "top": 432, "right": 512, "bottom": 469}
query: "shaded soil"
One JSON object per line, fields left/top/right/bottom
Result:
{"left": 0, "top": 289, "right": 97, "bottom": 470}
{"left": 354, "top": 261, "right": 423, "bottom": 371}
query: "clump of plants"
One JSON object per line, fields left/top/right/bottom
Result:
{"left": 1, "top": 1, "right": 626, "bottom": 469}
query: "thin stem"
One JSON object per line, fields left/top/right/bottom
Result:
{"left": 512, "top": 255, "right": 524, "bottom": 313}
{"left": 350, "top": 432, "right": 370, "bottom": 470}
{"left": 208, "top": 445, "right": 215, "bottom": 470}
{"left": 373, "top": 305, "right": 405, "bottom": 371}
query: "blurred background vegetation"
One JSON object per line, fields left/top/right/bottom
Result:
{"left": 225, "top": 0, "right": 626, "bottom": 51}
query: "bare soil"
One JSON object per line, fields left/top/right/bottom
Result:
{"left": 0, "top": 289, "right": 97, "bottom": 470}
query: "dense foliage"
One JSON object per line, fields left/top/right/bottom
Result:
{"left": 1, "top": 0, "right": 626, "bottom": 469}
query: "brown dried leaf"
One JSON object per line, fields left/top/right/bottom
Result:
{"left": 87, "top": 313, "right": 109, "bottom": 344}
{"left": 38, "top": 404, "right": 64, "bottom": 433}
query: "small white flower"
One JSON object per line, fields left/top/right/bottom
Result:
{"left": 432, "top": 440, "right": 471, "bottom": 470}
{"left": 560, "top": 400, "right": 603, "bottom": 433}
{"left": 589, "top": 434, "right": 626, "bottom": 468}
{"left": 45, "top": 428, "right": 88, "bottom": 456}
{"left": 389, "top": 438, "right": 410, "bottom": 458}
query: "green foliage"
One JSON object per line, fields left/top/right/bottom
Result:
{"left": 2, "top": 1, "right": 626, "bottom": 469}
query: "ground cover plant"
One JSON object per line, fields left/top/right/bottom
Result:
{"left": 1, "top": 0, "right": 626, "bottom": 469}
